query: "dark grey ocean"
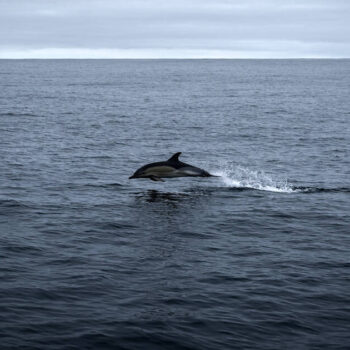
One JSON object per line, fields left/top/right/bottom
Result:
{"left": 1, "top": 59, "right": 349, "bottom": 350}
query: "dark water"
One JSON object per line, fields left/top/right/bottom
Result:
{"left": 1, "top": 60, "right": 350, "bottom": 349}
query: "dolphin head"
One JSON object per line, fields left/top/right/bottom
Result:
{"left": 129, "top": 170, "right": 142, "bottom": 179}
{"left": 129, "top": 165, "right": 148, "bottom": 179}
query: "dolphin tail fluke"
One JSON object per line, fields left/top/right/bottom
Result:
{"left": 205, "top": 172, "right": 220, "bottom": 177}
{"left": 201, "top": 170, "right": 220, "bottom": 177}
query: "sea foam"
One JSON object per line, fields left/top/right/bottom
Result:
{"left": 212, "top": 165, "right": 296, "bottom": 193}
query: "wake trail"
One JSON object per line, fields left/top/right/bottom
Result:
{"left": 211, "top": 165, "right": 296, "bottom": 193}
{"left": 209, "top": 165, "right": 350, "bottom": 194}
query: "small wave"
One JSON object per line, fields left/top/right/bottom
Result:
{"left": 293, "top": 186, "right": 350, "bottom": 193}
{"left": 0, "top": 112, "right": 39, "bottom": 117}
{"left": 85, "top": 183, "right": 123, "bottom": 189}
{"left": 0, "top": 199, "right": 30, "bottom": 213}
{"left": 0, "top": 199, "right": 29, "bottom": 208}
{"left": 212, "top": 165, "right": 295, "bottom": 193}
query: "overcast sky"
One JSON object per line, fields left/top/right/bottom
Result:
{"left": 0, "top": 0, "right": 349, "bottom": 58}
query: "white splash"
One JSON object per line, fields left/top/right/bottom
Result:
{"left": 211, "top": 164, "right": 295, "bottom": 193}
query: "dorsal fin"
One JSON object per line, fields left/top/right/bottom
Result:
{"left": 168, "top": 152, "right": 181, "bottom": 162}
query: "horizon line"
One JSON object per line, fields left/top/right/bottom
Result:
{"left": 0, "top": 48, "right": 348, "bottom": 60}
{"left": 1, "top": 57, "right": 349, "bottom": 60}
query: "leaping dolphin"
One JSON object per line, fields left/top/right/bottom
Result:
{"left": 129, "top": 152, "right": 215, "bottom": 182}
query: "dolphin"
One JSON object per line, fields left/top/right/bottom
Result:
{"left": 129, "top": 152, "right": 215, "bottom": 182}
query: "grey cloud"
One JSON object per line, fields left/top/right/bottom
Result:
{"left": 0, "top": 0, "right": 349, "bottom": 58}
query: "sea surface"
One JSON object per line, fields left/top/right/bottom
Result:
{"left": 0, "top": 59, "right": 349, "bottom": 350}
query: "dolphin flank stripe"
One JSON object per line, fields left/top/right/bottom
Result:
{"left": 129, "top": 152, "right": 215, "bottom": 182}
{"left": 144, "top": 166, "right": 175, "bottom": 175}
